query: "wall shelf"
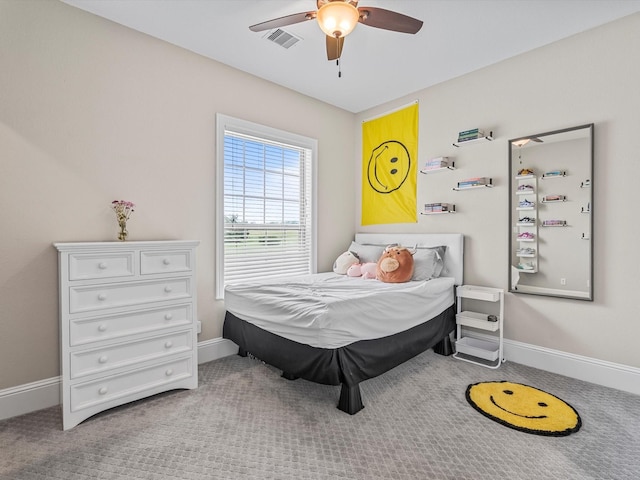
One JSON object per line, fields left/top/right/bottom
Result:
{"left": 541, "top": 171, "right": 567, "bottom": 179}
{"left": 422, "top": 203, "right": 455, "bottom": 214}
{"left": 453, "top": 131, "right": 494, "bottom": 147}
{"left": 420, "top": 165, "right": 455, "bottom": 174}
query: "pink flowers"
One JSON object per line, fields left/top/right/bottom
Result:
{"left": 111, "top": 200, "right": 135, "bottom": 221}
{"left": 112, "top": 200, "right": 135, "bottom": 241}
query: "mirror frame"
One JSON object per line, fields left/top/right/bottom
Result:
{"left": 508, "top": 123, "right": 594, "bottom": 301}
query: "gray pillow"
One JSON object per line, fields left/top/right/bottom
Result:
{"left": 412, "top": 246, "right": 447, "bottom": 280}
{"left": 348, "top": 241, "right": 385, "bottom": 264}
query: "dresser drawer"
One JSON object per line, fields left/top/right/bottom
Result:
{"left": 70, "top": 330, "right": 193, "bottom": 379}
{"left": 70, "top": 356, "right": 193, "bottom": 412}
{"left": 69, "top": 252, "right": 135, "bottom": 281}
{"left": 70, "top": 304, "right": 192, "bottom": 346}
{"left": 140, "top": 250, "right": 193, "bottom": 275}
{"left": 69, "top": 278, "right": 191, "bottom": 313}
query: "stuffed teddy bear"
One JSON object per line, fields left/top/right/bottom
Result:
{"left": 376, "top": 245, "right": 414, "bottom": 283}
{"left": 333, "top": 251, "right": 360, "bottom": 275}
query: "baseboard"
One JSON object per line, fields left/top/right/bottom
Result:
{"left": 0, "top": 338, "right": 239, "bottom": 422}
{"left": 196, "top": 337, "right": 239, "bottom": 364}
{"left": 503, "top": 338, "right": 640, "bottom": 396}
{"left": 3, "top": 337, "right": 637, "bottom": 422}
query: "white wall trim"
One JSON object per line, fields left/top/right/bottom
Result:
{"left": 0, "top": 338, "right": 239, "bottom": 422}
{"left": 2, "top": 337, "right": 637, "bottom": 422}
{"left": 0, "top": 376, "right": 61, "bottom": 422}
{"left": 503, "top": 338, "right": 640, "bottom": 396}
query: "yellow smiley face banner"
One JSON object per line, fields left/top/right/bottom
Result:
{"left": 361, "top": 103, "right": 418, "bottom": 226}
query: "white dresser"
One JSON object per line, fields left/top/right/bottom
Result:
{"left": 54, "top": 240, "right": 199, "bottom": 430}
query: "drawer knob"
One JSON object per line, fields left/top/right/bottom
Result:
{"left": 98, "top": 355, "right": 108, "bottom": 364}
{"left": 164, "top": 313, "right": 173, "bottom": 321}
{"left": 164, "top": 341, "right": 173, "bottom": 349}
{"left": 163, "top": 258, "right": 171, "bottom": 265}
{"left": 98, "top": 262, "right": 108, "bottom": 270}
{"left": 98, "top": 324, "right": 107, "bottom": 332}
{"left": 165, "top": 368, "right": 173, "bottom": 377}
{"left": 97, "top": 293, "right": 107, "bottom": 301}
{"left": 98, "top": 387, "right": 108, "bottom": 395}
{"left": 164, "top": 286, "right": 172, "bottom": 293}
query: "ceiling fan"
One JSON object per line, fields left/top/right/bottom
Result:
{"left": 249, "top": 0, "right": 423, "bottom": 62}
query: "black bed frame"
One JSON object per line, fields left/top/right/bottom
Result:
{"left": 223, "top": 305, "right": 456, "bottom": 415}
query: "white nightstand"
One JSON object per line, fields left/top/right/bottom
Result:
{"left": 453, "top": 285, "right": 504, "bottom": 369}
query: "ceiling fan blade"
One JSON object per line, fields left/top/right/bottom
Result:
{"left": 249, "top": 11, "right": 315, "bottom": 32}
{"left": 326, "top": 35, "right": 345, "bottom": 61}
{"left": 357, "top": 7, "right": 423, "bottom": 34}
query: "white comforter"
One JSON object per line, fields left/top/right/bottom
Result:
{"left": 224, "top": 272, "right": 455, "bottom": 348}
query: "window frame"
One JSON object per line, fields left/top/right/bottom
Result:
{"left": 215, "top": 114, "right": 318, "bottom": 299}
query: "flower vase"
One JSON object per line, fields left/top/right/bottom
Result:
{"left": 117, "top": 220, "right": 128, "bottom": 241}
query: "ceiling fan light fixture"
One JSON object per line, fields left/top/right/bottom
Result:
{"left": 512, "top": 139, "right": 531, "bottom": 147}
{"left": 316, "top": 1, "right": 359, "bottom": 38}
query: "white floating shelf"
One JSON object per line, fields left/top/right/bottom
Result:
{"left": 541, "top": 172, "right": 567, "bottom": 179}
{"left": 516, "top": 222, "right": 535, "bottom": 226}
{"left": 453, "top": 132, "right": 494, "bottom": 148}
{"left": 515, "top": 190, "right": 535, "bottom": 195}
{"left": 515, "top": 174, "right": 535, "bottom": 180}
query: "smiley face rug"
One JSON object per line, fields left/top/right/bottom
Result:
{"left": 466, "top": 381, "right": 581, "bottom": 436}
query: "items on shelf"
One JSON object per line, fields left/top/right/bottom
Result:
{"left": 517, "top": 232, "right": 535, "bottom": 241}
{"left": 517, "top": 216, "right": 535, "bottom": 225}
{"left": 423, "top": 202, "right": 455, "bottom": 214}
{"left": 452, "top": 129, "right": 493, "bottom": 147}
{"left": 542, "top": 194, "right": 566, "bottom": 202}
{"left": 422, "top": 156, "right": 453, "bottom": 171}
{"left": 516, "top": 184, "right": 535, "bottom": 193}
{"left": 457, "top": 128, "right": 485, "bottom": 143}
{"left": 516, "top": 262, "right": 536, "bottom": 271}
{"left": 518, "top": 199, "right": 535, "bottom": 208}
{"left": 454, "top": 177, "right": 492, "bottom": 190}
{"left": 516, "top": 247, "right": 536, "bottom": 256}
{"left": 542, "top": 219, "right": 567, "bottom": 227}
{"left": 542, "top": 170, "right": 566, "bottom": 178}
{"left": 517, "top": 168, "right": 535, "bottom": 177}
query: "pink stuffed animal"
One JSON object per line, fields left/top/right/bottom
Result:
{"left": 346, "top": 263, "right": 362, "bottom": 277}
{"left": 361, "top": 262, "right": 377, "bottom": 279}
{"left": 346, "top": 262, "right": 377, "bottom": 279}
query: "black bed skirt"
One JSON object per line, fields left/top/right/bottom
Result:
{"left": 223, "top": 304, "right": 456, "bottom": 414}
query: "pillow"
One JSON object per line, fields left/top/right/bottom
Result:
{"left": 348, "top": 241, "right": 385, "bottom": 264}
{"left": 412, "top": 246, "right": 447, "bottom": 281}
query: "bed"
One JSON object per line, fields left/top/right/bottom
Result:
{"left": 223, "top": 233, "right": 464, "bottom": 414}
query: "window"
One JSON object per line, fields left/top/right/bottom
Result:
{"left": 216, "top": 114, "right": 317, "bottom": 299}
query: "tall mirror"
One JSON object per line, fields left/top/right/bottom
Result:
{"left": 509, "top": 124, "right": 594, "bottom": 300}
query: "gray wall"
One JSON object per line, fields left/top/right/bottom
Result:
{"left": 0, "top": 0, "right": 356, "bottom": 389}
{"left": 356, "top": 13, "right": 640, "bottom": 368}
{"left": 1, "top": 1, "right": 638, "bottom": 392}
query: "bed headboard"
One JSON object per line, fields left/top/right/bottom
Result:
{"left": 354, "top": 233, "right": 464, "bottom": 285}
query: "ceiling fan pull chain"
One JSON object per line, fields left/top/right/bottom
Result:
{"left": 338, "top": 58, "right": 341, "bottom": 78}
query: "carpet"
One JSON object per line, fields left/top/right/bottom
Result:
{"left": 465, "top": 380, "right": 582, "bottom": 436}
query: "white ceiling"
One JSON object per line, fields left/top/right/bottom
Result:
{"left": 61, "top": 0, "right": 640, "bottom": 113}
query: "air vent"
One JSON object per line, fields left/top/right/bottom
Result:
{"left": 263, "top": 29, "right": 302, "bottom": 49}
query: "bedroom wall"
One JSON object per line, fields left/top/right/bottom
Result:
{"left": 0, "top": 0, "right": 356, "bottom": 390}
{"left": 355, "top": 13, "right": 640, "bottom": 369}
